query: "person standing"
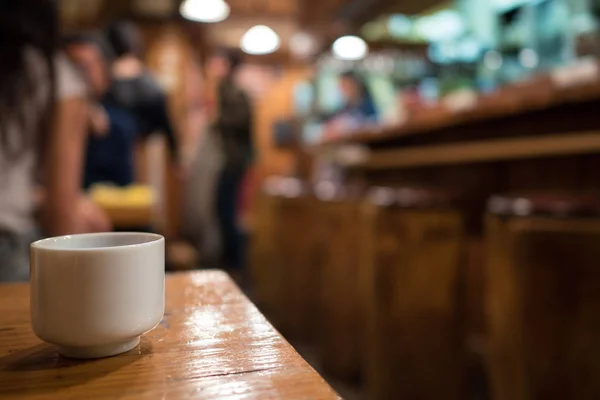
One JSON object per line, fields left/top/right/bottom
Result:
{"left": 207, "top": 49, "right": 254, "bottom": 272}
{"left": 104, "top": 20, "right": 179, "bottom": 166}
{"left": 64, "top": 33, "right": 138, "bottom": 189}
{"left": 0, "top": 0, "right": 110, "bottom": 282}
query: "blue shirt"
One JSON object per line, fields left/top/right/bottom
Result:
{"left": 344, "top": 97, "right": 378, "bottom": 121}
{"left": 83, "top": 102, "right": 137, "bottom": 189}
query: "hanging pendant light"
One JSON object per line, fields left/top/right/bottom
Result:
{"left": 180, "top": 0, "right": 230, "bottom": 23}
{"left": 332, "top": 35, "right": 368, "bottom": 60}
{"left": 240, "top": 25, "right": 280, "bottom": 55}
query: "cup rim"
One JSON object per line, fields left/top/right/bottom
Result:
{"left": 31, "top": 232, "right": 164, "bottom": 252}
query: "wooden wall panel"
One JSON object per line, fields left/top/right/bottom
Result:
{"left": 253, "top": 66, "right": 310, "bottom": 177}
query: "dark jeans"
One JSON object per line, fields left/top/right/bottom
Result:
{"left": 0, "top": 230, "right": 39, "bottom": 283}
{"left": 216, "top": 165, "right": 247, "bottom": 271}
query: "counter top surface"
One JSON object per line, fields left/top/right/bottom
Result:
{"left": 0, "top": 270, "right": 338, "bottom": 399}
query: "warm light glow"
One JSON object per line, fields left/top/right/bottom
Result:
{"left": 289, "top": 32, "right": 318, "bottom": 59}
{"left": 240, "top": 25, "right": 280, "bottom": 55}
{"left": 332, "top": 35, "right": 368, "bottom": 60}
{"left": 179, "top": 0, "right": 230, "bottom": 23}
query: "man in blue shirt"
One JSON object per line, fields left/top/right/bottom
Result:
{"left": 83, "top": 102, "right": 137, "bottom": 188}
{"left": 64, "top": 33, "right": 138, "bottom": 189}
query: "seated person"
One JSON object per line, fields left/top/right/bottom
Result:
{"left": 323, "top": 71, "right": 378, "bottom": 139}
{"left": 337, "top": 70, "right": 378, "bottom": 120}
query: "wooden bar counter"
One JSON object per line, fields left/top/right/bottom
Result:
{"left": 0, "top": 271, "right": 339, "bottom": 399}
{"left": 307, "top": 68, "right": 600, "bottom": 398}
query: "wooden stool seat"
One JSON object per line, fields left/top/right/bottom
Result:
{"left": 488, "top": 193, "right": 600, "bottom": 218}
{"left": 367, "top": 186, "right": 456, "bottom": 209}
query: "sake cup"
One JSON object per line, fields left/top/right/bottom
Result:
{"left": 30, "top": 232, "right": 164, "bottom": 359}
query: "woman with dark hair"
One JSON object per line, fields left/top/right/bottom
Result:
{"left": 104, "top": 20, "right": 179, "bottom": 164}
{"left": 0, "top": 0, "right": 110, "bottom": 281}
{"left": 338, "top": 70, "right": 378, "bottom": 120}
{"left": 64, "top": 32, "right": 139, "bottom": 189}
{"left": 206, "top": 48, "right": 253, "bottom": 274}
{"left": 323, "top": 70, "right": 378, "bottom": 140}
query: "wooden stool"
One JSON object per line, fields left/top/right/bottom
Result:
{"left": 363, "top": 187, "right": 465, "bottom": 400}
{"left": 273, "top": 178, "right": 323, "bottom": 340}
{"left": 316, "top": 183, "right": 365, "bottom": 380}
{"left": 486, "top": 194, "right": 600, "bottom": 400}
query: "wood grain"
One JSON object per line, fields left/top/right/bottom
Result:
{"left": 363, "top": 207, "right": 466, "bottom": 400}
{"left": 317, "top": 200, "right": 363, "bottom": 380}
{"left": 0, "top": 271, "right": 339, "bottom": 399}
{"left": 486, "top": 216, "right": 600, "bottom": 400}
{"left": 274, "top": 197, "right": 324, "bottom": 341}
{"left": 249, "top": 192, "right": 283, "bottom": 317}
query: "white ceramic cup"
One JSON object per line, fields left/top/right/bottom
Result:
{"left": 30, "top": 232, "right": 165, "bottom": 359}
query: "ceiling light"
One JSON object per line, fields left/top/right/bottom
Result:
{"left": 240, "top": 25, "right": 280, "bottom": 55}
{"left": 332, "top": 35, "right": 368, "bottom": 61}
{"left": 179, "top": 0, "right": 230, "bottom": 23}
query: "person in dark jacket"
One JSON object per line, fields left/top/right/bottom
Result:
{"left": 105, "top": 20, "right": 178, "bottom": 163}
{"left": 207, "top": 48, "right": 254, "bottom": 272}
{"left": 64, "top": 33, "right": 139, "bottom": 189}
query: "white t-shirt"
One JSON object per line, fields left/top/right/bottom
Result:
{"left": 0, "top": 49, "right": 86, "bottom": 234}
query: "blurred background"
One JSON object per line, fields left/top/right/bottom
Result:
{"left": 4, "top": 0, "right": 600, "bottom": 398}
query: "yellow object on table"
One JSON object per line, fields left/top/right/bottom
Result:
{"left": 89, "top": 184, "right": 155, "bottom": 228}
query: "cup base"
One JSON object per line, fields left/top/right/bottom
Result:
{"left": 58, "top": 336, "right": 140, "bottom": 359}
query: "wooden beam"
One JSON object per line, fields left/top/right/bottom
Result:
{"left": 362, "top": 132, "right": 600, "bottom": 170}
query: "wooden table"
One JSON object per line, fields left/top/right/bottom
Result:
{"left": 0, "top": 271, "right": 339, "bottom": 399}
